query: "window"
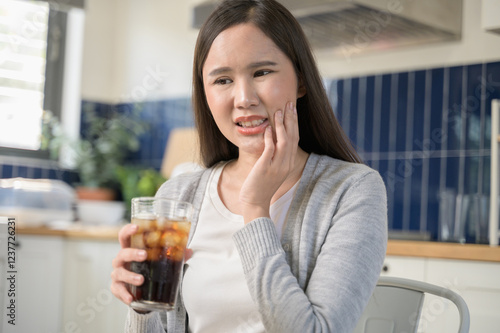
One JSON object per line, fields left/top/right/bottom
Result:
{"left": 0, "top": 1, "right": 50, "bottom": 152}
{"left": 0, "top": 0, "right": 83, "bottom": 159}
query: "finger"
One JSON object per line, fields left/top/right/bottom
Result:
{"left": 118, "top": 223, "right": 138, "bottom": 248}
{"left": 184, "top": 248, "right": 193, "bottom": 261}
{"left": 285, "top": 103, "right": 299, "bottom": 167}
{"left": 111, "top": 266, "right": 144, "bottom": 286}
{"left": 274, "top": 109, "right": 286, "bottom": 145}
{"left": 274, "top": 109, "right": 289, "bottom": 159}
{"left": 261, "top": 125, "right": 275, "bottom": 162}
{"left": 274, "top": 103, "right": 295, "bottom": 165}
{"left": 284, "top": 102, "right": 299, "bottom": 144}
{"left": 111, "top": 281, "right": 134, "bottom": 305}
{"left": 112, "top": 248, "right": 147, "bottom": 268}
{"left": 282, "top": 102, "right": 293, "bottom": 130}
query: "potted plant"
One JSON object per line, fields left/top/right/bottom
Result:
{"left": 116, "top": 165, "right": 166, "bottom": 219}
{"left": 41, "top": 103, "right": 147, "bottom": 201}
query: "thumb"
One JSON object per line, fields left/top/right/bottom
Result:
{"left": 184, "top": 248, "right": 193, "bottom": 261}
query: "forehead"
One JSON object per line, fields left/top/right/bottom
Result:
{"left": 203, "top": 23, "right": 288, "bottom": 73}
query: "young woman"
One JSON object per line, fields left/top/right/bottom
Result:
{"left": 111, "top": 0, "right": 387, "bottom": 332}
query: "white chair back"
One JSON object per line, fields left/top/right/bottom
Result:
{"left": 353, "top": 276, "right": 470, "bottom": 333}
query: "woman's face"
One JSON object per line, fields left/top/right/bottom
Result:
{"left": 202, "top": 23, "right": 305, "bottom": 156}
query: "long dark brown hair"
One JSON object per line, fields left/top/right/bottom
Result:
{"left": 192, "top": 0, "right": 361, "bottom": 167}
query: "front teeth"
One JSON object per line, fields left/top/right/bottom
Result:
{"left": 238, "top": 119, "right": 266, "bottom": 128}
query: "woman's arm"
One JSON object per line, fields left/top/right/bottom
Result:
{"left": 234, "top": 171, "right": 388, "bottom": 332}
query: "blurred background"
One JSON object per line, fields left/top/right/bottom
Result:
{"left": 0, "top": 0, "right": 499, "bottom": 332}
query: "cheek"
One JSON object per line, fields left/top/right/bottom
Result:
{"left": 203, "top": 84, "right": 215, "bottom": 108}
{"left": 204, "top": 86, "right": 224, "bottom": 116}
{"left": 261, "top": 76, "right": 299, "bottom": 109}
{"left": 203, "top": 86, "right": 231, "bottom": 129}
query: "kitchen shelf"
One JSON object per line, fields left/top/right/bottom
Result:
{"left": 18, "top": 225, "right": 120, "bottom": 240}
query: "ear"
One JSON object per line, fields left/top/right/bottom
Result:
{"left": 297, "top": 76, "right": 306, "bottom": 98}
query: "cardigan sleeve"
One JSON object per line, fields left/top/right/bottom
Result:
{"left": 232, "top": 170, "right": 388, "bottom": 332}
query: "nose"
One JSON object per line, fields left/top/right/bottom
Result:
{"left": 234, "top": 79, "right": 259, "bottom": 109}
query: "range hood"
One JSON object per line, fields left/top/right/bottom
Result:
{"left": 192, "top": 0, "right": 462, "bottom": 56}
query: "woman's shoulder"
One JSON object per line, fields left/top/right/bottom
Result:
{"left": 304, "top": 153, "right": 386, "bottom": 199}
{"left": 155, "top": 167, "right": 210, "bottom": 200}
{"left": 309, "top": 153, "right": 381, "bottom": 183}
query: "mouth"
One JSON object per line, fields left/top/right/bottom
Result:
{"left": 236, "top": 118, "right": 268, "bottom": 128}
{"left": 234, "top": 116, "right": 269, "bottom": 135}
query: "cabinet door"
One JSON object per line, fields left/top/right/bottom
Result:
{"left": 62, "top": 239, "right": 128, "bottom": 333}
{"left": 426, "top": 259, "right": 500, "bottom": 333}
{"left": 381, "top": 256, "right": 426, "bottom": 281}
{"left": 1, "top": 235, "right": 64, "bottom": 333}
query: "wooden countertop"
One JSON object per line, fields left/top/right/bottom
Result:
{"left": 387, "top": 240, "right": 500, "bottom": 263}
{"left": 17, "top": 226, "right": 500, "bottom": 262}
{"left": 18, "top": 225, "right": 121, "bottom": 241}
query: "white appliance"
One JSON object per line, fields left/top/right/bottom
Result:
{"left": 0, "top": 178, "right": 76, "bottom": 227}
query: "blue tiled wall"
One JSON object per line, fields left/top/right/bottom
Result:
{"left": 327, "top": 61, "right": 500, "bottom": 243}
{"left": 124, "top": 98, "right": 194, "bottom": 169}
{"left": 0, "top": 98, "right": 194, "bottom": 183}
{"left": 79, "top": 98, "right": 194, "bottom": 170}
{"left": 0, "top": 163, "right": 79, "bottom": 184}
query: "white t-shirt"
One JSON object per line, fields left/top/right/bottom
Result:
{"left": 182, "top": 162, "right": 298, "bottom": 333}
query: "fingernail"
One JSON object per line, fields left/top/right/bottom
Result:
{"left": 288, "top": 102, "right": 293, "bottom": 110}
{"left": 137, "top": 250, "right": 147, "bottom": 258}
{"left": 293, "top": 106, "right": 297, "bottom": 115}
{"left": 134, "top": 275, "right": 142, "bottom": 282}
{"left": 277, "top": 110, "right": 283, "bottom": 119}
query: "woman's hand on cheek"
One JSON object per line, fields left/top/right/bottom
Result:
{"left": 239, "top": 102, "right": 299, "bottom": 223}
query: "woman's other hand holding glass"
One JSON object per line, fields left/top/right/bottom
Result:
{"left": 110, "top": 224, "right": 146, "bottom": 306}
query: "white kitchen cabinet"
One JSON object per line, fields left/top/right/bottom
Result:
{"left": 426, "top": 258, "right": 500, "bottom": 333}
{"left": 381, "top": 255, "right": 500, "bottom": 333}
{"left": 0, "top": 233, "right": 128, "bottom": 333}
{"left": 3, "top": 235, "right": 65, "bottom": 333}
{"left": 381, "top": 255, "right": 426, "bottom": 280}
{"left": 62, "top": 239, "right": 128, "bottom": 333}
{"left": 482, "top": 0, "right": 500, "bottom": 34}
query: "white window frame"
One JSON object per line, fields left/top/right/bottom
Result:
{"left": 0, "top": 1, "right": 84, "bottom": 164}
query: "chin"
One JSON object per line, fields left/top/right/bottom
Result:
{"left": 238, "top": 140, "right": 265, "bottom": 156}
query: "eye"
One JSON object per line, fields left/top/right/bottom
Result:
{"left": 254, "top": 70, "right": 273, "bottom": 77}
{"left": 213, "top": 78, "right": 232, "bottom": 85}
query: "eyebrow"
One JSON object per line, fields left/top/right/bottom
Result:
{"left": 207, "top": 61, "right": 278, "bottom": 76}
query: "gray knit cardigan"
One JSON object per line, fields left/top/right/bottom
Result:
{"left": 125, "top": 153, "right": 388, "bottom": 332}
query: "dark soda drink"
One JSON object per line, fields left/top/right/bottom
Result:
{"left": 127, "top": 217, "right": 191, "bottom": 311}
